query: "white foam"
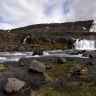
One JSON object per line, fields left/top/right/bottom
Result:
{"left": 74, "top": 39, "right": 96, "bottom": 50}
{"left": 11, "top": 53, "right": 26, "bottom": 55}
{"left": 43, "top": 51, "right": 49, "bottom": 55}
{"left": 0, "top": 57, "right": 19, "bottom": 63}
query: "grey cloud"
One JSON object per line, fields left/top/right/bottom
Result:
{"left": 0, "top": 0, "right": 96, "bottom": 29}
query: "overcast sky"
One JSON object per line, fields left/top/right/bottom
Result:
{"left": 0, "top": 0, "right": 96, "bottom": 29}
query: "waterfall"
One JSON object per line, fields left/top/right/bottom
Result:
{"left": 22, "top": 36, "right": 30, "bottom": 44}
{"left": 74, "top": 39, "right": 96, "bottom": 50}
{"left": 90, "top": 23, "right": 96, "bottom": 32}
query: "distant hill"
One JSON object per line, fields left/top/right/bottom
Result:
{"left": 11, "top": 20, "right": 94, "bottom": 34}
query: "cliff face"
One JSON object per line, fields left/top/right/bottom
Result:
{"left": 11, "top": 20, "right": 93, "bottom": 34}
{"left": 0, "top": 20, "right": 95, "bottom": 51}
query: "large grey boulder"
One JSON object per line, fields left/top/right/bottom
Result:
{"left": 28, "top": 60, "right": 45, "bottom": 72}
{"left": 4, "top": 78, "right": 25, "bottom": 93}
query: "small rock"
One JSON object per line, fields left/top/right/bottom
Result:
{"left": 4, "top": 78, "right": 25, "bottom": 93}
{"left": 46, "top": 65, "right": 54, "bottom": 69}
{"left": 73, "top": 64, "right": 82, "bottom": 74}
{"left": 22, "top": 66, "right": 26, "bottom": 69}
{"left": 85, "top": 62, "right": 94, "bottom": 66}
{"left": 32, "top": 49, "right": 43, "bottom": 56}
{"left": 0, "top": 64, "right": 4, "bottom": 70}
{"left": 28, "top": 60, "right": 45, "bottom": 72}
{"left": 89, "top": 53, "right": 96, "bottom": 58}
{"left": 56, "top": 58, "right": 67, "bottom": 64}
{"left": 20, "top": 62, "right": 25, "bottom": 67}
{"left": 73, "top": 64, "right": 82, "bottom": 72}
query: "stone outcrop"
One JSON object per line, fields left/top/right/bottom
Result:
{"left": 4, "top": 78, "right": 25, "bottom": 93}
{"left": 28, "top": 60, "right": 46, "bottom": 72}
{"left": 55, "top": 58, "right": 67, "bottom": 64}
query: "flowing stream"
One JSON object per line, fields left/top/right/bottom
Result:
{"left": 1, "top": 39, "right": 96, "bottom": 63}
{"left": 0, "top": 50, "right": 88, "bottom": 63}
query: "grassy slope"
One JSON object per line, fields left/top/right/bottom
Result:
{"left": 33, "top": 61, "right": 96, "bottom": 96}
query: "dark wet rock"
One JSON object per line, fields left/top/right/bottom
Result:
{"left": 67, "top": 38, "right": 76, "bottom": 49}
{"left": 70, "top": 50, "right": 86, "bottom": 55}
{"left": 32, "top": 49, "right": 43, "bottom": 56}
{"left": 4, "top": 78, "right": 26, "bottom": 93}
{"left": 56, "top": 58, "right": 67, "bottom": 64}
{"left": 89, "top": 53, "right": 96, "bottom": 58}
{"left": 50, "top": 58, "right": 54, "bottom": 61}
{"left": 85, "top": 62, "right": 94, "bottom": 66}
{"left": 82, "top": 53, "right": 88, "bottom": 57}
{"left": 78, "top": 50, "right": 86, "bottom": 54}
{"left": 70, "top": 52, "right": 79, "bottom": 55}
{"left": 28, "top": 60, "right": 46, "bottom": 72}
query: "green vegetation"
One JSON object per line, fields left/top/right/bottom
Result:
{"left": 44, "top": 61, "right": 81, "bottom": 80}
{"left": 40, "top": 43, "right": 68, "bottom": 50}
{"left": 37, "top": 61, "right": 93, "bottom": 96}
{"left": 35, "top": 88, "right": 64, "bottom": 96}
{"left": 35, "top": 84, "right": 96, "bottom": 96}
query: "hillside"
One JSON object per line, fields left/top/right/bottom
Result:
{"left": 0, "top": 20, "right": 95, "bottom": 51}
{"left": 11, "top": 20, "right": 93, "bottom": 34}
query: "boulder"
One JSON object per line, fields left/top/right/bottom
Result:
{"left": 89, "top": 53, "right": 96, "bottom": 58}
{"left": 32, "top": 49, "right": 43, "bottom": 56}
{"left": 78, "top": 50, "right": 86, "bottom": 54}
{"left": 73, "top": 64, "right": 82, "bottom": 72}
{"left": 82, "top": 53, "right": 88, "bottom": 57}
{"left": 28, "top": 60, "right": 46, "bottom": 72}
{"left": 67, "top": 38, "right": 76, "bottom": 48}
{"left": 56, "top": 58, "right": 67, "bottom": 64}
{"left": 0, "top": 64, "right": 4, "bottom": 70}
{"left": 4, "top": 78, "right": 25, "bottom": 93}
{"left": 73, "top": 64, "right": 82, "bottom": 74}
{"left": 85, "top": 62, "right": 94, "bottom": 66}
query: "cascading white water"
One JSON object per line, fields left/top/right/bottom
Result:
{"left": 22, "top": 36, "right": 30, "bottom": 44}
{"left": 75, "top": 39, "right": 96, "bottom": 50}
{"left": 90, "top": 23, "right": 96, "bottom": 32}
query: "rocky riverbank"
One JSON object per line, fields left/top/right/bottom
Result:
{"left": 0, "top": 51, "right": 96, "bottom": 96}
